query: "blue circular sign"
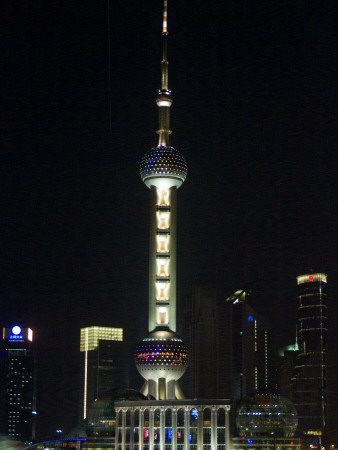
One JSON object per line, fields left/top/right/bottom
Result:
{"left": 12, "top": 326, "right": 22, "bottom": 335}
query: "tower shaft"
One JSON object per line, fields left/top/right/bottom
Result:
{"left": 148, "top": 187, "right": 177, "bottom": 332}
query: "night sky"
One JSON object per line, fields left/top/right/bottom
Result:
{"left": 2, "top": 0, "right": 338, "bottom": 438}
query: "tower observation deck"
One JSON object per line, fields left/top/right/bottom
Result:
{"left": 135, "top": 0, "right": 188, "bottom": 400}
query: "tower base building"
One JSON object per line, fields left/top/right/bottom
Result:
{"left": 114, "top": 399, "right": 231, "bottom": 450}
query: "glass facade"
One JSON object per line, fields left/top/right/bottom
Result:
{"left": 236, "top": 392, "right": 298, "bottom": 437}
{"left": 292, "top": 274, "right": 327, "bottom": 437}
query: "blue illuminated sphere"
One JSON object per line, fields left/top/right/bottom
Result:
{"left": 135, "top": 327, "right": 189, "bottom": 382}
{"left": 140, "top": 145, "right": 187, "bottom": 189}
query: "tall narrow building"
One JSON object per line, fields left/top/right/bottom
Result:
{"left": 0, "top": 326, "right": 36, "bottom": 444}
{"left": 292, "top": 273, "right": 328, "bottom": 440}
{"left": 179, "top": 286, "right": 220, "bottom": 399}
{"left": 80, "top": 326, "right": 125, "bottom": 419}
{"left": 222, "top": 289, "right": 276, "bottom": 401}
{"left": 135, "top": 0, "right": 188, "bottom": 401}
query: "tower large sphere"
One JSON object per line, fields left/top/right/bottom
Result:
{"left": 135, "top": 327, "right": 188, "bottom": 383}
{"left": 140, "top": 145, "right": 187, "bottom": 189}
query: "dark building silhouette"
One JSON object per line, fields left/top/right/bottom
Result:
{"left": 179, "top": 286, "right": 220, "bottom": 398}
{"left": 292, "top": 273, "right": 328, "bottom": 440}
{"left": 222, "top": 289, "right": 277, "bottom": 402}
{"left": 0, "top": 326, "right": 36, "bottom": 443}
{"left": 179, "top": 287, "right": 277, "bottom": 403}
{"left": 278, "top": 342, "right": 299, "bottom": 400}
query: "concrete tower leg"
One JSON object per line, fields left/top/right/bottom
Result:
{"left": 175, "top": 381, "right": 185, "bottom": 399}
{"left": 148, "top": 379, "right": 157, "bottom": 399}
{"left": 159, "top": 378, "right": 166, "bottom": 400}
{"left": 167, "top": 380, "right": 175, "bottom": 399}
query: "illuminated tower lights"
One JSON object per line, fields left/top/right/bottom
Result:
{"left": 135, "top": 0, "right": 188, "bottom": 400}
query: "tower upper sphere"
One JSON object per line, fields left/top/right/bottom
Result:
{"left": 140, "top": 145, "right": 187, "bottom": 189}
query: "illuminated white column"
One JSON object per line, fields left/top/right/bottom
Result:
{"left": 160, "top": 407, "right": 165, "bottom": 450}
{"left": 149, "top": 187, "right": 177, "bottom": 332}
{"left": 211, "top": 406, "right": 217, "bottom": 450}
{"left": 184, "top": 406, "right": 190, "bottom": 450}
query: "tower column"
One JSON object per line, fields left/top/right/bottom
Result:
{"left": 184, "top": 406, "right": 190, "bottom": 450}
{"left": 225, "top": 405, "right": 231, "bottom": 450}
{"left": 149, "top": 407, "right": 154, "bottom": 450}
{"left": 160, "top": 407, "right": 165, "bottom": 450}
{"left": 197, "top": 407, "right": 203, "bottom": 450}
{"left": 172, "top": 407, "right": 177, "bottom": 448}
{"left": 211, "top": 406, "right": 217, "bottom": 449}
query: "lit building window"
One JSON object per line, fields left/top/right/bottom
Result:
{"left": 156, "top": 306, "right": 169, "bottom": 325}
{"left": 157, "top": 188, "right": 170, "bottom": 206}
{"left": 156, "top": 211, "right": 170, "bottom": 229}
{"left": 156, "top": 235, "right": 170, "bottom": 253}
{"left": 156, "top": 282, "right": 170, "bottom": 301}
{"left": 156, "top": 258, "right": 170, "bottom": 277}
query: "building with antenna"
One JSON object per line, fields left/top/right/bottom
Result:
{"left": 114, "top": 2, "right": 231, "bottom": 448}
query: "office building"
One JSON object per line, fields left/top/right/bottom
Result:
{"left": 292, "top": 273, "right": 328, "bottom": 440}
{"left": 0, "top": 326, "right": 36, "bottom": 444}
{"left": 222, "top": 289, "right": 276, "bottom": 401}
{"left": 179, "top": 286, "right": 221, "bottom": 399}
{"left": 80, "top": 326, "right": 126, "bottom": 419}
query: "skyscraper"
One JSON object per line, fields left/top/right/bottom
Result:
{"left": 80, "top": 326, "right": 125, "bottom": 419}
{"left": 0, "top": 326, "right": 36, "bottom": 444}
{"left": 134, "top": 0, "right": 188, "bottom": 401}
{"left": 222, "top": 289, "right": 276, "bottom": 401}
{"left": 179, "top": 286, "right": 220, "bottom": 399}
{"left": 292, "top": 273, "right": 328, "bottom": 440}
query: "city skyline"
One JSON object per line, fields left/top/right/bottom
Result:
{"left": 2, "top": 0, "right": 338, "bottom": 439}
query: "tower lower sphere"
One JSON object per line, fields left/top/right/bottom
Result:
{"left": 135, "top": 327, "right": 188, "bottom": 399}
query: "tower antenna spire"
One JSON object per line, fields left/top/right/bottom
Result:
{"left": 156, "top": 0, "right": 172, "bottom": 146}
{"left": 161, "top": 0, "right": 168, "bottom": 89}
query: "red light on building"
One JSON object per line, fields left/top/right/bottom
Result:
{"left": 309, "top": 275, "right": 314, "bottom": 282}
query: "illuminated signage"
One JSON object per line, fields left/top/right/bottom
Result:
{"left": 9, "top": 325, "right": 23, "bottom": 341}
{"left": 12, "top": 326, "right": 21, "bottom": 335}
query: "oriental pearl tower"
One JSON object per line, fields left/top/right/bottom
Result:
{"left": 135, "top": 0, "right": 188, "bottom": 400}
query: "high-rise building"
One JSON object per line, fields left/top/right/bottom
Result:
{"left": 0, "top": 325, "right": 36, "bottom": 443}
{"left": 222, "top": 289, "right": 276, "bottom": 401}
{"left": 80, "top": 326, "right": 126, "bottom": 419}
{"left": 292, "top": 273, "right": 328, "bottom": 440}
{"left": 179, "top": 286, "right": 220, "bottom": 399}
